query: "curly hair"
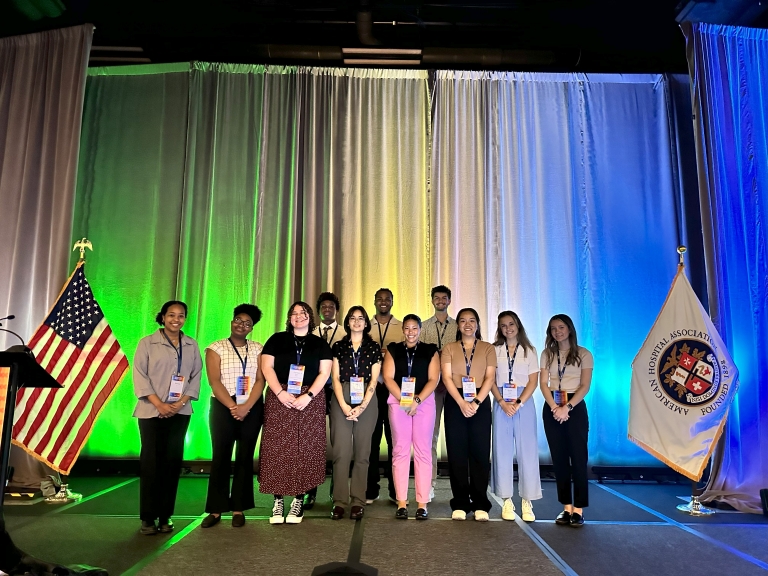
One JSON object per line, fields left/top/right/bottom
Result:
{"left": 285, "top": 301, "right": 316, "bottom": 334}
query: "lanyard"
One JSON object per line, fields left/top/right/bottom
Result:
{"left": 556, "top": 350, "right": 566, "bottom": 390}
{"left": 322, "top": 324, "right": 339, "bottom": 344}
{"left": 161, "top": 329, "right": 183, "bottom": 375}
{"left": 435, "top": 320, "right": 449, "bottom": 350}
{"left": 351, "top": 343, "right": 362, "bottom": 377}
{"left": 228, "top": 338, "right": 248, "bottom": 376}
{"left": 405, "top": 343, "right": 418, "bottom": 377}
{"left": 376, "top": 319, "right": 391, "bottom": 348}
{"left": 461, "top": 339, "right": 477, "bottom": 377}
{"left": 506, "top": 343, "right": 519, "bottom": 384}
{"left": 294, "top": 336, "right": 305, "bottom": 365}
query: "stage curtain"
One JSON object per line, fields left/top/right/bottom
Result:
{"left": 0, "top": 24, "right": 93, "bottom": 351}
{"left": 684, "top": 22, "right": 768, "bottom": 513}
{"left": 431, "top": 71, "right": 694, "bottom": 466}
{"left": 73, "top": 64, "right": 430, "bottom": 459}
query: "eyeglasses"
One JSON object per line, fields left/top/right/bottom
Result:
{"left": 232, "top": 318, "right": 253, "bottom": 328}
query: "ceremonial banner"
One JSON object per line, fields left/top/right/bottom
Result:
{"left": 12, "top": 263, "right": 129, "bottom": 474}
{"left": 628, "top": 266, "right": 739, "bottom": 480}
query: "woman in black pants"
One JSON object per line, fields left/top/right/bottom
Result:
{"left": 440, "top": 308, "right": 497, "bottom": 521}
{"left": 201, "top": 304, "right": 265, "bottom": 528}
{"left": 540, "top": 314, "right": 593, "bottom": 527}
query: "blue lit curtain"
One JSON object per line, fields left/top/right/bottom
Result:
{"left": 431, "top": 72, "right": 698, "bottom": 465}
{"left": 684, "top": 22, "right": 768, "bottom": 513}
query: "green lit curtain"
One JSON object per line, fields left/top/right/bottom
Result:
{"left": 74, "top": 63, "right": 430, "bottom": 459}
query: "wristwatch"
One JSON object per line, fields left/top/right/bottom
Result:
{"left": 414, "top": 396, "right": 422, "bottom": 404}
{"left": 473, "top": 398, "right": 481, "bottom": 406}
{"left": 567, "top": 402, "right": 573, "bottom": 411}
{"left": 307, "top": 390, "right": 314, "bottom": 399}
{"left": 515, "top": 398, "right": 521, "bottom": 405}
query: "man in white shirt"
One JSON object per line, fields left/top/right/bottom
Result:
{"left": 419, "top": 285, "right": 456, "bottom": 500}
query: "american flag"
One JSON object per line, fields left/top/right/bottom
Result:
{"left": 12, "top": 263, "right": 129, "bottom": 474}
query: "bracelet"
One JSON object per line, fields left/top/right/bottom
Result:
{"left": 277, "top": 389, "right": 285, "bottom": 397}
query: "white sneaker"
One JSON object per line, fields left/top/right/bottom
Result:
{"left": 451, "top": 510, "right": 467, "bottom": 521}
{"left": 270, "top": 497, "right": 285, "bottom": 524}
{"left": 286, "top": 497, "right": 304, "bottom": 524}
{"left": 474, "top": 510, "right": 489, "bottom": 522}
{"left": 521, "top": 499, "right": 536, "bottom": 522}
{"left": 501, "top": 498, "right": 516, "bottom": 521}
{"left": 429, "top": 487, "right": 435, "bottom": 501}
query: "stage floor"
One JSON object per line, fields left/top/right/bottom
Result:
{"left": 4, "top": 475, "right": 768, "bottom": 575}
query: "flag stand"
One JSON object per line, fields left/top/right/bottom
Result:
{"left": 677, "top": 455, "right": 716, "bottom": 515}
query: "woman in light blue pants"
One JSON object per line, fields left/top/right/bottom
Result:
{"left": 490, "top": 311, "right": 542, "bottom": 522}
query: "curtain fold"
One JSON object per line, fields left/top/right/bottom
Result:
{"left": 0, "top": 24, "right": 93, "bottom": 350}
{"left": 683, "top": 22, "right": 768, "bottom": 513}
{"left": 431, "top": 71, "right": 688, "bottom": 465}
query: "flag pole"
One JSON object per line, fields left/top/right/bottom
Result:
{"left": 673, "top": 245, "right": 716, "bottom": 516}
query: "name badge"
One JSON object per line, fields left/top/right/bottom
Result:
{"left": 287, "top": 364, "right": 305, "bottom": 395}
{"left": 503, "top": 382, "right": 518, "bottom": 402}
{"left": 400, "top": 377, "right": 416, "bottom": 407}
{"left": 553, "top": 389, "right": 567, "bottom": 407}
{"left": 168, "top": 374, "right": 184, "bottom": 402}
{"left": 462, "top": 376, "right": 476, "bottom": 401}
{"left": 236, "top": 375, "right": 251, "bottom": 405}
{"left": 350, "top": 377, "right": 365, "bottom": 405}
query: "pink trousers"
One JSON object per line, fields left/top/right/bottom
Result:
{"left": 388, "top": 393, "right": 436, "bottom": 504}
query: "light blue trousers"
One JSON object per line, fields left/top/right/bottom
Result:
{"left": 491, "top": 399, "right": 542, "bottom": 501}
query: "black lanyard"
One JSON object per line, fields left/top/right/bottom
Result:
{"left": 228, "top": 338, "right": 248, "bottom": 376}
{"left": 322, "top": 324, "right": 339, "bottom": 344}
{"left": 556, "top": 350, "right": 567, "bottom": 390}
{"left": 506, "top": 344, "right": 519, "bottom": 384}
{"left": 461, "top": 339, "right": 477, "bottom": 377}
{"left": 294, "top": 336, "right": 305, "bottom": 365}
{"left": 351, "top": 343, "right": 362, "bottom": 377}
{"left": 161, "top": 329, "right": 183, "bottom": 374}
{"left": 435, "top": 320, "right": 449, "bottom": 350}
{"left": 376, "top": 319, "right": 391, "bottom": 348}
{"left": 405, "top": 343, "right": 418, "bottom": 377}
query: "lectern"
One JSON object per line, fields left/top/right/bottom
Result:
{"left": 0, "top": 349, "right": 61, "bottom": 498}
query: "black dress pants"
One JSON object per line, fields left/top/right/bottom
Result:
{"left": 205, "top": 396, "right": 264, "bottom": 513}
{"left": 444, "top": 395, "right": 492, "bottom": 513}
{"left": 138, "top": 414, "right": 190, "bottom": 522}
{"left": 366, "top": 384, "right": 395, "bottom": 499}
{"left": 542, "top": 402, "right": 589, "bottom": 508}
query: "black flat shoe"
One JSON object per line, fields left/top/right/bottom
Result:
{"left": 201, "top": 514, "right": 221, "bottom": 528}
{"left": 304, "top": 493, "right": 317, "bottom": 510}
{"left": 157, "top": 518, "right": 174, "bottom": 533}
{"left": 555, "top": 511, "right": 572, "bottom": 525}
{"left": 232, "top": 513, "right": 245, "bottom": 528}
{"left": 140, "top": 520, "right": 157, "bottom": 535}
{"left": 395, "top": 507, "right": 408, "bottom": 520}
{"left": 331, "top": 506, "right": 345, "bottom": 520}
{"left": 350, "top": 506, "right": 364, "bottom": 520}
{"left": 415, "top": 508, "right": 428, "bottom": 520}
{"left": 570, "top": 512, "right": 584, "bottom": 527}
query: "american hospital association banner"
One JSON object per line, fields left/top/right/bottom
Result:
{"left": 628, "top": 266, "right": 739, "bottom": 481}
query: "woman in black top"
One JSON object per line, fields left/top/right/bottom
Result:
{"left": 382, "top": 314, "right": 440, "bottom": 520}
{"left": 259, "top": 301, "right": 332, "bottom": 525}
{"left": 329, "top": 306, "right": 381, "bottom": 520}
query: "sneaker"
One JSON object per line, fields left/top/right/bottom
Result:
{"left": 365, "top": 495, "right": 379, "bottom": 505}
{"left": 521, "top": 499, "right": 536, "bottom": 522}
{"left": 474, "top": 510, "right": 489, "bottom": 522}
{"left": 501, "top": 498, "right": 516, "bottom": 521}
{"left": 286, "top": 497, "right": 304, "bottom": 524}
{"left": 429, "top": 487, "right": 435, "bottom": 501}
{"left": 451, "top": 510, "right": 466, "bottom": 521}
{"left": 270, "top": 497, "right": 285, "bottom": 524}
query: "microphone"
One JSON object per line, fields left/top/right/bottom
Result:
{"left": 0, "top": 314, "right": 26, "bottom": 347}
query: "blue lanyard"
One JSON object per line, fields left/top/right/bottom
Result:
{"left": 228, "top": 338, "right": 248, "bottom": 376}
{"left": 506, "top": 344, "right": 519, "bottom": 384}
{"left": 461, "top": 340, "right": 477, "bottom": 377}
{"left": 294, "top": 336, "right": 304, "bottom": 365}
{"left": 161, "top": 329, "right": 183, "bottom": 374}
{"left": 556, "top": 350, "right": 566, "bottom": 390}
{"left": 405, "top": 343, "right": 418, "bottom": 377}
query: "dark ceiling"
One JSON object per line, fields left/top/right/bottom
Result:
{"left": 2, "top": 0, "right": 768, "bottom": 72}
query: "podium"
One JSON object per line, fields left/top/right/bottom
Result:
{"left": 0, "top": 349, "right": 61, "bottom": 502}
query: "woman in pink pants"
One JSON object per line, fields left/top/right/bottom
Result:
{"left": 381, "top": 314, "right": 440, "bottom": 520}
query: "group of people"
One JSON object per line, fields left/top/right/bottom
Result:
{"left": 131, "top": 286, "right": 593, "bottom": 535}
